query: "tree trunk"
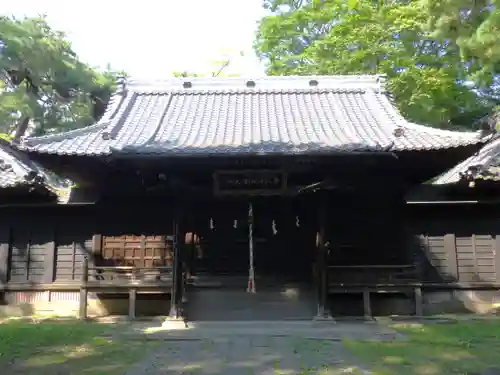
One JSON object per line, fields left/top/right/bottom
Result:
{"left": 12, "top": 116, "right": 30, "bottom": 144}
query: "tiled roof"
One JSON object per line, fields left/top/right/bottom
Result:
{"left": 433, "top": 135, "right": 500, "bottom": 185}
{"left": 0, "top": 142, "right": 70, "bottom": 202}
{"left": 20, "top": 75, "right": 486, "bottom": 156}
{"left": 0, "top": 145, "right": 41, "bottom": 188}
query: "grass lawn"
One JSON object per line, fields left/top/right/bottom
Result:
{"left": 0, "top": 319, "right": 159, "bottom": 375}
{"left": 345, "top": 320, "right": 500, "bottom": 375}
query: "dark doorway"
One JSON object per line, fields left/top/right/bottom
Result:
{"left": 252, "top": 196, "right": 315, "bottom": 283}
{"left": 186, "top": 196, "right": 318, "bottom": 321}
{"left": 191, "top": 199, "right": 249, "bottom": 275}
{"left": 190, "top": 197, "right": 316, "bottom": 283}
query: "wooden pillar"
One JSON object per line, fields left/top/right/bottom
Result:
{"left": 414, "top": 286, "right": 423, "bottom": 317}
{"left": 190, "top": 232, "right": 196, "bottom": 277}
{"left": 79, "top": 257, "right": 89, "bottom": 320}
{"left": 128, "top": 288, "right": 137, "bottom": 320}
{"left": 315, "top": 194, "right": 331, "bottom": 319}
{"left": 494, "top": 235, "right": 500, "bottom": 282}
{"left": 43, "top": 229, "right": 56, "bottom": 283}
{"left": 168, "top": 212, "right": 184, "bottom": 319}
{"left": 91, "top": 234, "right": 102, "bottom": 269}
{"left": 444, "top": 234, "right": 458, "bottom": 281}
{"left": 0, "top": 227, "right": 11, "bottom": 288}
{"left": 363, "top": 289, "right": 372, "bottom": 320}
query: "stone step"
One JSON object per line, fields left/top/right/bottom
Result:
{"left": 185, "top": 285, "right": 317, "bottom": 321}
{"left": 127, "top": 320, "right": 407, "bottom": 342}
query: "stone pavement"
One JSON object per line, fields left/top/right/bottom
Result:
{"left": 125, "top": 320, "right": 406, "bottom": 342}
{"left": 125, "top": 336, "right": 372, "bottom": 374}
{"left": 121, "top": 321, "right": 401, "bottom": 374}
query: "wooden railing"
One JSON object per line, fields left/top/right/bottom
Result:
{"left": 79, "top": 258, "right": 180, "bottom": 320}
{"left": 90, "top": 266, "right": 174, "bottom": 284}
{"left": 327, "top": 264, "right": 418, "bottom": 285}
{"left": 327, "top": 264, "right": 421, "bottom": 319}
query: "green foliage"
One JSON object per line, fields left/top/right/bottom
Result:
{"left": 0, "top": 132, "right": 12, "bottom": 141}
{"left": 421, "top": 0, "right": 500, "bottom": 86}
{"left": 0, "top": 15, "right": 126, "bottom": 136}
{"left": 255, "top": 0, "right": 499, "bottom": 128}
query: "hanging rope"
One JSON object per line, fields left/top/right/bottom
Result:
{"left": 247, "top": 202, "right": 256, "bottom": 293}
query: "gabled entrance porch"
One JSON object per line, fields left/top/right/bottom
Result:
{"left": 184, "top": 195, "right": 321, "bottom": 321}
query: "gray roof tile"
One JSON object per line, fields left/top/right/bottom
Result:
{"left": 433, "top": 135, "right": 500, "bottom": 185}
{"left": 0, "top": 144, "right": 41, "bottom": 188}
{"left": 21, "top": 75, "right": 486, "bottom": 156}
{"left": 0, "top": 143, "right": 70, "bottom": 202}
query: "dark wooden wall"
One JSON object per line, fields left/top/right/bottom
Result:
{"left": 2, "top": 199, "right": 500, "bottom": 290}
{"left": 0, "top": 205, "right": 95, "bottom": 285}
{"left": 0, "top": 203, "right": 176, "bottom": 288}
{"left": 407, "top": 203, "right": 500, "bottom": 284}
{"left": 325, "top": 192, "right": 409, "bottom": 266}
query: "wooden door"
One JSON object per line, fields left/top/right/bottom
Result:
{"left": 100, "top": 235, "right": 173, "bottom": 267}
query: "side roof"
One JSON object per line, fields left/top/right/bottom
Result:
{"left": 20, "top": 75, "right": 485, "bottom": 157}
{"left": 433, "top": 135, "right": 500, "bottom": 185}
{"left": 0, "top": 143, "right": 43, "bottom": 188}
{"left": 0, "top": 141, "right": 70, "bottom": 202}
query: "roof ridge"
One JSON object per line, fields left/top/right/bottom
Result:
{"left": 132, "top": 88, "right": 375, "bottom": 95}
{"left": 126, "top": 75, "right": 386, "bottom": 92}
{"left": 22, "top": 121, "right": 109, "bottom": 146}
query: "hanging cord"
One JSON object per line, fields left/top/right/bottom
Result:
{"left": 247, "top": 202, "right": 256, "bottom": 293}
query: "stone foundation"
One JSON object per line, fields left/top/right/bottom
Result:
{"left": 2, "top": 289, "right": 500, "bottom": 319}
{"left": 423, "top": 290, "right": 500, "bottom": 315}
{"left": 329, "top": 290, "right": 500, "bottom": 317}
{"left": 0, "top": 291, "right": 171, "bottom": 318}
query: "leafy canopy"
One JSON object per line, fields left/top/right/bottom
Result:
{"left": 254, "top": 0, "right": 499, "bottom": 128}
{"left": 421, "top": 0, "right": 500, "bottom": 86}
{"left": 0, "top": 15, "right": 125, "bottom": 137}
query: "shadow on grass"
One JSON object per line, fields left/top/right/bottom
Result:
{"left": 0, "top": 319, "right": 159, "bottom": 375}
{"left": 344, "top": 320, "right": 500, "bottom": 375}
